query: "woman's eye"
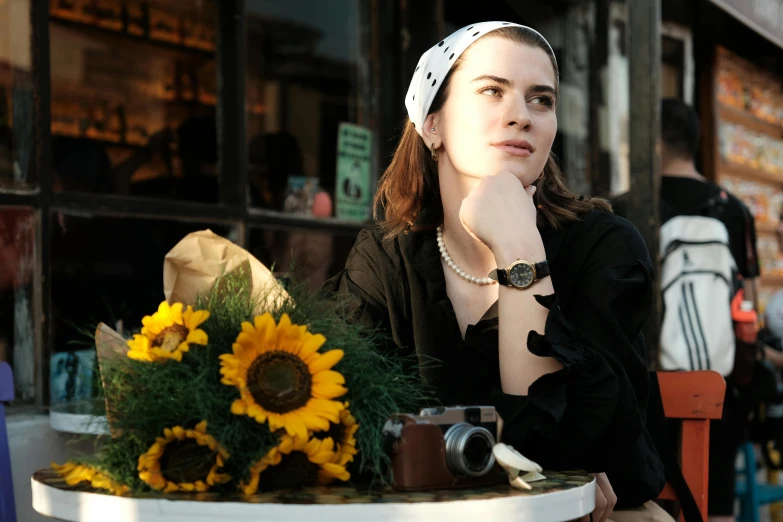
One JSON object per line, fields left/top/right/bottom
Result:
{"left": 479, "top": 87, "right": 501, "bottom": 97}
{"left": 531, "top": 96, "right": 555, "bottom": 108}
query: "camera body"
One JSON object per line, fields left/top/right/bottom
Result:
{"left": 385, "top": 405, "right": 504, "bottom": 491}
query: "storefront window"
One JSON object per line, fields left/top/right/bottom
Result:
{"left": 245, "top": 0, "right": 375, "bottom": 223}
{"left": 0, "top": 0, "right": 34, "bottom": 191}
{"left": 0, "top": 206, "right": 36, "bottom": 401}
{"left": 49, "top": 0, "right": 218, "bottom": 201}
{"left": 248, "top": 227, "right": 356, "bottom": 292}
{"left": 50, "top": 214, "right": 235, "bottom": 404}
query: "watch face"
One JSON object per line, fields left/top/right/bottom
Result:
{"left": 509, "top": 262, "right": 535, "bottom": 288}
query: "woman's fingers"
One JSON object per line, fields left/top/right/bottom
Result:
{"left": 593, "top": 481, "right": 607, "bottom": 522}
{"left": 594, "top": 473, "right": 617, "bottom": 522}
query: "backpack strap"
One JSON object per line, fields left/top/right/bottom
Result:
{"left": 648, "top": 372, "right": 704, "bottom": 522}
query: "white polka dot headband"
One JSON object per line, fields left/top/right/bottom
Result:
{"left": 405, "top": 21, "right": 556, "bottom": 138}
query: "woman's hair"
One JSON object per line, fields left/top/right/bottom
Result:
{"left": 374, "top": 26, "right": 612, "bottom": 238}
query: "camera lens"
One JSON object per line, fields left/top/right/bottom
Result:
{"left": 444, "top": 423, "right": 496, "bottom": 477}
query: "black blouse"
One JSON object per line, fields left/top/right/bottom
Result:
{"left": 325, "top": 209, "right": 666, "bottom": 508}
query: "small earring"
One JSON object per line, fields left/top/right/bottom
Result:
{"left": 431, "top": 126, "right": 436, "bottom": 132}
{"left": 431, "top": 143, "right": 439, "bottom": 161}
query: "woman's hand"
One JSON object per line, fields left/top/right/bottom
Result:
{"left": 458, "top": 170, "right": 544, "bottom": 261}
{"left": 579, "top": 473, "right": 617, "bottom": 522}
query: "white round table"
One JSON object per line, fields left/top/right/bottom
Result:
{"left": 49, "top": 400, "right": 110, "bottom": 436}
{"left": 32, "top": 468, "right": 595, "bottom": 522}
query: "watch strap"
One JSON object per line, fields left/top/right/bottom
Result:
{"left": 494, "top": 267, "right": 510, "bottom": 286}
{"left": 534, "top": 260, "right": 550, "bottom": 280}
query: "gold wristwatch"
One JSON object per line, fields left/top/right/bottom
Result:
{"left": 488, "top": 260, "right": 550, "bottom": 289}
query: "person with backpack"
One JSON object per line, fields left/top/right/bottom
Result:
{"left": 634, "top": 98, "right": 760, "bottom": 522}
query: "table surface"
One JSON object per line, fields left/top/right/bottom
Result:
{"left": 32, "top": 468, "right": 595, "bottom": 522}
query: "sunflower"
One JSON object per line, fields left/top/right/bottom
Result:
{"left": 241, "top": 434, "right": 350, "bottom": 495}
{"left": 51, "top": 461, "right": 129, "bottom": 495}
{"left": 313, "top": 402, "right": 359, "bottom": 469}
{"left": 219, "top": 313, "right": 347, "bottom": 440}
{"left": 127, "top": 301, "right": 210, "bottom": 362}
{"left": 137, "top": 421, "right": 230, "bottom": 493}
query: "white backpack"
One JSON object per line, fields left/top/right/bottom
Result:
{"left": 659, "top": 192, "right": 738, "bottom": 376}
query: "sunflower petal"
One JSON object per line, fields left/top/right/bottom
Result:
{"left": 279, "top": 418, "right": 308, "bottom": 441}
{"left": 311, "top": 370, "right": 345, "bottom": 385}
{"left": 186, "top": 329, "right": 209, "bottom": 346}
{"left": 231, "top": 399, "right": 248, "bottom": 415}
{"left": 322, "top": 462, "right": 351, "bottom": 481}
{"left": 312, "top": 383, "right": 348, "bottom": 400}
{"left": 302, "top": 414, "right": 331, "bottom": 432}
{"left": 184, "top": 308, "right": 210, "bottom": 330}
{"left": 127, "top": 350, "right": 154, "bottom": 362}
{"left": 306, "top": 399, "right": 344, "bottom": 423}
{"left": 277, "top": 313, "right": 292, "bottom": 332}
{"left": 308, "top": 451, "right": 334, "bottom": 465}
{"left": 242, "top": 475, "right": 261, "bottom": 496}
{"left": 299, "top": 334, "right": 326, "bottom": 359}
{"left": 157, "top": 300, "right": 172, "bottom": 317}
{"left": 170, "top": 302, "right": 184, "bottom": 324}
{"left": 307, "top": 350, "right": 344, "bottom": 373}
{"left": 318, "top": 437, "right": 335, "bottom": 453}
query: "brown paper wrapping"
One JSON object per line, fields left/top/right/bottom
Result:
{"left": 94, "top": 322, "right": 129, "bottom": 437}
{"left": 162, "top": 229, "right": 289, "bottom": 311}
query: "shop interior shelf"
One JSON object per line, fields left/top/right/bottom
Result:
{"left": 719, "top": 161, "right": 783, "bottom": 186}
{"left": 719, "top": 104, "right": 783, "bottom": 139}
{"left": 761, "top": 275, "right": 783, "bottom": 287}
{"left": 50, "top": 15, "right": 214, "bottom": 61}
{"left": 757, "top": 221, "right": 780, "bottom": 234}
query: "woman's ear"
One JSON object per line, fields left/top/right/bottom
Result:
{"left": 422, "top": 114, "right": 440, "bottom": 149}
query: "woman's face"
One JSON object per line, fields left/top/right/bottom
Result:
{"left": 431, "top": 37, "right": 558, "bottom": 187}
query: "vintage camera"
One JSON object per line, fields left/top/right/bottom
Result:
{"left": 384, "top": 406, "right": 504, "bottom": 491}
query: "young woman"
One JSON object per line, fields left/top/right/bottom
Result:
{"left": 327, "top": 22, "right": 671, "bottom": 522}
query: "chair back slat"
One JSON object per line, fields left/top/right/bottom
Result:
{"left": 655, "top": 370, "right": 726, "bottom": 522}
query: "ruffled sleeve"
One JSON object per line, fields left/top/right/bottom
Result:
{"left": 491, "top": 256, "right": 654, "bottom": 474}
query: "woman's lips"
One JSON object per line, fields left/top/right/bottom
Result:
{"left": 494, "top": 144, "right": 533, "bottom": 157}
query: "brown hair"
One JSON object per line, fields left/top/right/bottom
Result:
{"left": 374, "top": 26, "right": 612, "bottom": 238}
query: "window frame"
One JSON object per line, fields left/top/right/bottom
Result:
{"left": 0, "top": 0, "right": 391, "bottom": 408}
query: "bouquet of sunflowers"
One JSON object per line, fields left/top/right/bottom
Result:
{"left": 51, "top": 230, "right": 427, "bottom": 496}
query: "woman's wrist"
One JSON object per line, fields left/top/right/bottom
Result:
{"left": 492, "top": 232, "right": 546, "bottom": 267}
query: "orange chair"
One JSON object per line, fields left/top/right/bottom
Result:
{"left": 655, "top": 370, "right": 726, "bottom": 521}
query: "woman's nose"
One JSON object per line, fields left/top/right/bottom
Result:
{"left": 506, "top": 95, "right": 532, "bottom": 129}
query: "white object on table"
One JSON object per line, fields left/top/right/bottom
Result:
{"left": 49, "top": 400, "right": 110, "bottom": 436}
{"left": 32, "top": 474, "right": 595, "bottom": 522}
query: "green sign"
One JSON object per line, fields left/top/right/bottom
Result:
{"left": 336, "top": 122, "right": 372, "bottom": 222}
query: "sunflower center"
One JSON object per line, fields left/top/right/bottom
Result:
{"left": 257, "top": 452, "right": 319, "bottom": 490}
{"left": 159, "top": 439, "right": 217, "bottom": 484}
{"left": 247, "top": 351, "right": 312, "bottom": 413}
{"left": 153, "top": 324, "right": 189, "bottom": 352}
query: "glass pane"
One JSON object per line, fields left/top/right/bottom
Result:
{"left": 49, "top": 0, "right": 219, "bottom": 201}
{"left": 0, "top": 0, "right": 35, "bottom": 191}
{"left": 0, "top": 206, "right": 36, "bottom": 402}
{"left": 248, "top": 227, "right": 358, "bottom": 292}
{"left": 245, "top": 0, "right": 375, "bottom": 222}
{"left": 50, "top": 214, "right": 235, "bottom": 404}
